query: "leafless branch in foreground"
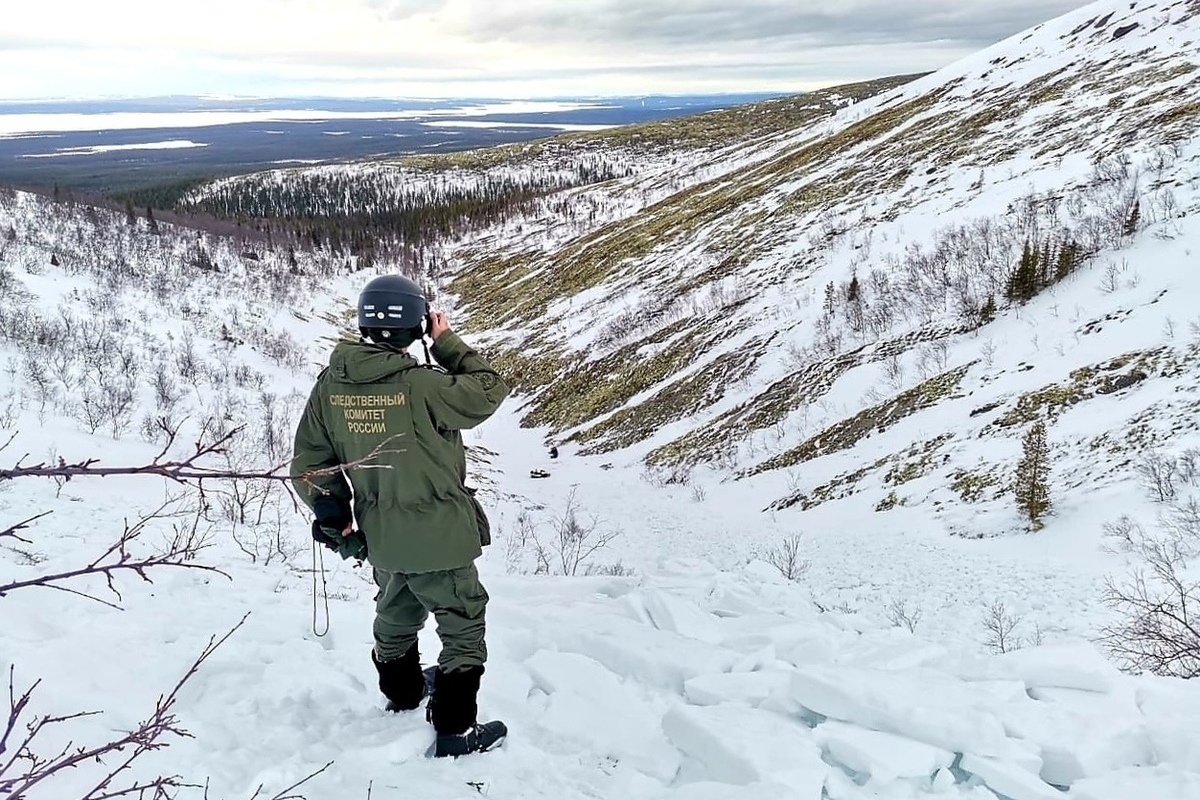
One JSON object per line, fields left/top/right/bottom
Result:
{"left": 0, "top": 512, "right": 52, "bottom": 546}
{"left": 0, "top": 498, "right": 229, "bottom": 609}
{"left": 0, "top": 428, "right": 403, "bottom": 500}
{"left": 245, "top": 761, "right": 334, "bottom": 800}
{"left": 0, "top": 615, "right": 249, "bottom": 800}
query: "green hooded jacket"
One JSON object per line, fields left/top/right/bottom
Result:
{"left": 290, "top": 331, "right": 509, "bottom": 573}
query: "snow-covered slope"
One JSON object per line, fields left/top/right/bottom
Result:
{"left": 3, "top": 1, "right": 1200, "bottom": 799}
{"left": 447, "top": 0, "right": 1200, "bottom": 527}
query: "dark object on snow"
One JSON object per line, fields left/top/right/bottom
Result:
{"left": 372, "top": 645, "right": 435, "bottom": 712}
{"left": 1112, "top": 23, "right": 1139, "bottom": 40}
{"left": 970, "top": 401, "right": 1002, "bottom": 418}
{"left": 530, "top": 469, "right": 551, "bottom": 479}
{"left": 1097, "top": 370, "right": 1147, "bottom": 394}
{"left": 427, "top": 665, "right": 507, "bottom": 757}
{"left": 549, "top": 446, "right": 559, "bottom": 459}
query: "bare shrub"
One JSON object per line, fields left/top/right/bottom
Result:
{"left": 506, "top": 493, "right": 620, "bottom": 576}
{"left": 886, "top": 597, "right": 923, "bottom": 633}
{"left": 543, "top": 490, "right": 620, "bottom": 576}
{"left": 1100, "top": 504, "right": 1200, "bottom": 677}
{"left": 1135, "top": 448, "right": 1200, "bottom": 503}
{"left": 1099, "top": 260, "right": 1123, "bottom": 293}
{"left": 766, "top": 532, "right": 810, "bottom": 582}
{"left": 642, "top": 463, "right": 692, "bottom": 487}
{"left": 983, "top": 600, "right": 1025, "bottom": 654}
{"left": 228, "top": 495, "right": 302, "bottom": 566}
{"left": 254, "top": 328, "right": 306, "bottom": 371}
{"left": 1137, "top": 451, "right": 1179, "bottom": 503}
{"left": 151, "top": 359, "right": 182, "bottom": 412}
{"left": 584, "top": 561, "right": 637, "bottom": 577}
{"left": 502, "top": 510, "right": 539, "bottom": 575}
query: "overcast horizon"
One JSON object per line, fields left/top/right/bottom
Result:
{"left": 5, "top": 0, "right": 1090, "bottom": 102}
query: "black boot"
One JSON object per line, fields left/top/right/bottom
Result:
{"left": 371, "top": 645, "right": 428, "bottom": 712}
{"left": 428, "top": 665, "right": 507, "bottom": 758}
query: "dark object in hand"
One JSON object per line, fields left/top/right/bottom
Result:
{"left": 312, "top": 520, "right": 369, "bottom": 561}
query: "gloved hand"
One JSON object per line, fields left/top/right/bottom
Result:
{"left": 311, "top": 495, "right": 367, "bottom": 561}
{"left": 312, "top": 521, "right": 369, "bottom": 561}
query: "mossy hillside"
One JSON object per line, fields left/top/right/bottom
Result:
{"left": 449, "top": 249, "right": 545, "bottom": 331}
{"left": 1154, "top": 100, "right": 1200, "bottom": 139}
{"left": 483, "top": 344, "right": 572, "bottom": 396}
{"left": 772, "top": 460, "right": 882, "bottom": 512}
{"left": 580, "top": 74, "right": 925, "bottom": 150}
{"left": 643, "top": 326, "right": 966, "bottom": 471}
{"left": 451, "top": 46, "right": 1186, "bottom": 340}
{"left": 449, "top": 91, "right": 952, "bottom": 335}
{"left": 745, "top": 364, "right": 971, "bottom": 477}
{"left": 989, "top": 349, "right": 1167, "bottom": 429}
{"left": 884, "top": 441, "right": 948, "bottom": 488}
{"left": 769, "top": 435, "right": 953, "bottom": 512}
{"left": 571, "top": 350, "right": 761, "bottom": 456}
{"left": 644, "top": 349, "right": 865, "bottom": 470}
{"left": 951, "top": 467, "right": 1004, "bottom": 503}
{"left": 518, "top": 317, "right": 728, "bottom": 433}
{"left": 454, "top": 35, "right": 1196, "bottom": 474}
{"left": 449, "top": 179, "right": 748, "bottom": 332}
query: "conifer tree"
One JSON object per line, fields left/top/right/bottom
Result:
{"left": 1039, "top": 239, "right": 1055, "bottom": 288}
{"left": 979, "top": 295, "right": 997, "bottom": 325}
{"left": 1055, "top": 240, "right": 1078, "bottom": 282}
{"left": 1015, "top": 421, "right": 1051, "bottom": 530}
{"left": 1006, "top": 241, "right": 1040, "bottom": 303}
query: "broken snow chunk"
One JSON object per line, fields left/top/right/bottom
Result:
{"left": 956, "top": 641, "right": 1123, "bottom": 693}
{"left": 814, "top": 720, "right": 955, "bottom": 785}
{"left": 662, "top": 703, "right": 825, "bottom": 797}
{"left": 683, "top": 670, "right": 790, "bottom": 707}
{"left": 959, "top": 754, "right": 1066, "bottom": 800}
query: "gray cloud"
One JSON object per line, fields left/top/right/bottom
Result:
{"left": 0, "top": 0, "right": 1095, "bottom": 99}
{"left": 363, "top": 0, "right": 448, "bottom": 21}
{"left": 458, "top": 0, "right": 1088, "bottom": 50}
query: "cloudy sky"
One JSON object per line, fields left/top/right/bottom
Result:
{"left": 2, "top": 0, "right": 1089, "bottom": 100}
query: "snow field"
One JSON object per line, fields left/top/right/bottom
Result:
{"left": 7, "top": 464, "right": 1200, "bottom": 800}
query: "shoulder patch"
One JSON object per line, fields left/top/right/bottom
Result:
{"left": 477, "top": 372, "right": 498, "bottom": 390}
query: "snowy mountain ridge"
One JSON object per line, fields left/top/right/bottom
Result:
{"left": 436, "top": 0, "right": 1200, "bottom": 523}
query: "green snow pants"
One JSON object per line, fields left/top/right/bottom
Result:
{"left": 372, "top": 563, "right": 489, "bottom": 672}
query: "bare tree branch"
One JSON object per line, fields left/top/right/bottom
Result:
{"left": 248, "top": 760, "right": 334, "bottom": 800}
{"left": 0, "top": 615, "right": 249, "bottom": 799}
{"left": 0, "top": 511, "right": 51, "bottom": 546}
{"left": 0, "top": 499, "right": 229, "bottom": 608}
{"left": 0, "top": 428, "right": 403, "bottom": 497}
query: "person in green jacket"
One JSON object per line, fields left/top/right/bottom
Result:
{"left": 291, "top": 274, "right": 510, "bottom": 758}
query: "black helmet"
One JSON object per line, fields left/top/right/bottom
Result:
{"left": 357, "top": 275, "right": 426, "bottom": 330}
